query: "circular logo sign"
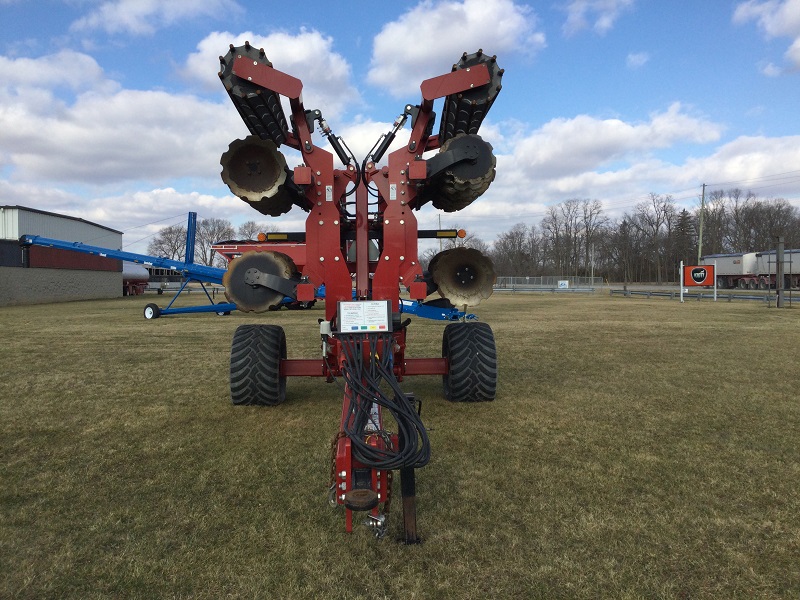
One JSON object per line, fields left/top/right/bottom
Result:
{"left": 691, "top": 267, "right": 707, "bottom": 284}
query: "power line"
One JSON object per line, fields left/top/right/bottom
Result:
{"left": 120, "top": 213, "right": 189, "bottom": 250}
{"left": 706, "top": 169, "right": 800, "bottom": 188}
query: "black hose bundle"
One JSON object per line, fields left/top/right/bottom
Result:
{"left": 338, "top": 333, "right": 430, "bottom": 470}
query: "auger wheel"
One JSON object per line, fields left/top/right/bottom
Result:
{"left": 230, "top": 324, "right": 287, "bottom": 406}
{"left": 442, "top": 322, "right": 497, "bottom": 402}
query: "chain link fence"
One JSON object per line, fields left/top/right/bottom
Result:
{"left": 494, "top": 276, "right": 603, "bottom": 291}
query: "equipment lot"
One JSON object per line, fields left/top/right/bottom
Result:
{"left": 2, "top": 294, "right": 798, "bottom": 598}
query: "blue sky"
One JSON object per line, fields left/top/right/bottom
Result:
{"left": 1, "top": 0, "right": 799, "bottom": 252}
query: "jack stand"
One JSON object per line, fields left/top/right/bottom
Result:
{"left": 400, "top": 467, "right": 420, "bottom": 543}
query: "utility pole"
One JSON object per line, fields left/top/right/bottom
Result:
{"left": 776, "top": 236, "right": 785, "bottom": 308}
{"left": 696, "top": 183, "right": 706, "bottom": 264}
{"left": 438, "top": 214, "right": 442, "bottom": 252}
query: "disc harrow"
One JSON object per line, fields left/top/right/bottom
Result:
{"left": 215, "top": 45, "right": 504, "bottom": 542}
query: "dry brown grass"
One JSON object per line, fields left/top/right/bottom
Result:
{"left": 1, "top": 293, "right": 799, "bottom": 598}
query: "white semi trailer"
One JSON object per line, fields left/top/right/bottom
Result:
{"left": 701, "top": 250, "right": 800, "bottom": 290}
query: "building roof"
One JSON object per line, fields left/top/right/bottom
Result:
{"left": 0, "top": 205, "right": 123, "bottom": 235}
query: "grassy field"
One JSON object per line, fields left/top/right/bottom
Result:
{"left": 1, "top": 293, "right": 799, "bottom": 599}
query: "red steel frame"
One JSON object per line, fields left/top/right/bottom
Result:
{"left": 227, "top": 55, "right": 490, "bottom": 536}
{"left": 228, "top": 54, "right": 490, "bottom": 383}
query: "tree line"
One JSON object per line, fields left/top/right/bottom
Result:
{"left": 149, "top": 190, "right": 799, "bottom": 282}
{"left": 485, "top": 190, "right": 799, "bottom": 283}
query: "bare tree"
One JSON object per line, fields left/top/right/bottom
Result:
{"left": 634, "top": 193, "right": 676, "bottom": 282}
{"left": 147, "top": 224, "right": 187, "bottom": 260}
{"left": 698, "top": 189, "right": 728, "bottom": 255}
{"left": 541, "top": 199, "right": 582, "bottom": 275}
{"left": 491, "top": 223, "right": 541, "bottom": 276}
{"left": 606, "top": 217, "right": 644, "bottom": 284}
{"left": 195, "top": 218, "right": 236, "bottom": 267}
{"left": 724, "top": 188, "right": 755, "bottom": 251}
{"left": 751, "top": 199, "right": 799, "bottom": 250}
{"left": 580, "top": 199, "right": 608, "bottom": 275}
{"left": 237, "top": 220, "right": 280, "bottom": 239}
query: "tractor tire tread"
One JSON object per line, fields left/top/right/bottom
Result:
{"left": 442, "top": 322, "right": 497, "bottom": 402}
{"left": 230, "top": 324, "right": 287, "bottom": 406}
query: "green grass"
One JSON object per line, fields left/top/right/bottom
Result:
{"left": 1, "top": 293, "right": 799, "bottom": 599}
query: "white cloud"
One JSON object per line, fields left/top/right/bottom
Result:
{"left": 0, "top": 50, "right": 244, "bottom": 186}
{"left": 0, "top": 50, "right": 116, "bottom": 94}
{"left": 183, "top": 30, "right": 361, "bottom": 119}
{"left": 88, "top": 186, "right": 311, "bottom": 254}
{"left": 683, "top": 134, "right": 800, "bottom": 188}
{"left": 368, "top": 0, "right": 545, "bottom": 98}
{"left": 734, "top": 0, "right": 800, "bottom": 70}
{"left": 0, "top": 178, "right": 83, "bottom": 214}
{"left": 562, "top": 0, "right": 636, "bottom": 37}
{"left": 787, "top": 35, "right": 800, "bottom": 65}
{"left": 626, "top": 51, "right": 649, "bottom": 69}
{"left": 0, "top": 178, "right": 307, "bottom": 254}
{"left": 82, "top": 188, "right": 245, "bottom": 234}
{"left": 734, "top": 0, "right": 800, "bottom": 37}
{"left": 507, "top": 103, "right": 723, "bottom": 179}
{"left": 464, "top": 123, "right": 800, "bottom": 238}
{"left": 70, "top": 0, "right": 243, "bottom": 36}
{"left": 1, "top": 88, "right": 241, "bottom": 185}
{"left": 761, "top": 61, "right": 783, "bottom": 76}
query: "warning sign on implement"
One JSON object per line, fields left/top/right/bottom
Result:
{"left": 682, "top": 265, "right": 715, "bottom": 287}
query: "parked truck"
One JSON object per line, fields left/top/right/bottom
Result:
{"left": 122, "top": 261, "right": 150, "bottom": 296}
{"left": 701, "top": 250, "right": 800, "bottom": 290}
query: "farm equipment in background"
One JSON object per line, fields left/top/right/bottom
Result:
{"left": 19, "top": 213, "right": 238, "bottom": 319}
{"left": 217, "top": 43, "right": 502, "bottom": 541}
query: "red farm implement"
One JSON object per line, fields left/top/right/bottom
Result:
{"left": 217, "top": 43, "right": 503, "bottom": 541}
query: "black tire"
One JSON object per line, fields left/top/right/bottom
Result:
{"left": 143, "top": 303, "right": 161, "bottom": 319}
{"left": 442, "top": 322, "right": 497, "bottom": 402}
{"left": 230, "top": 324, "right": 287, "bottom": 406}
